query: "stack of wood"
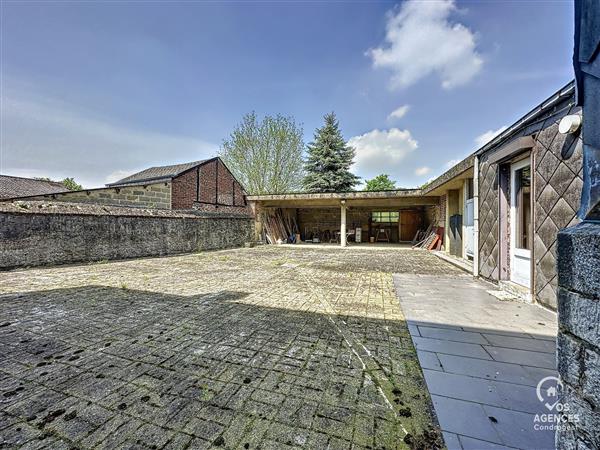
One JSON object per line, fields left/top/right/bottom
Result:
{"left": 412, "top": 225, "right": 443, "bottom": 250}
{"left": 261, "top": 209, "right": 299, "bottom": 244}
{"left": 411, "top": 224, "right": 432, "bottom": 245}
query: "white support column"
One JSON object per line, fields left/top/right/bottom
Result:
{"left": 462, "top": 178, "right": 468, "bottom": 259}
{"left": 473, "top": 155, "right": 480, "bottom": 277}
{"left": 340, "top": 200, "right": 347, "bottom": 247}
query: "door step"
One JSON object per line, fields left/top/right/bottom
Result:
{"left": 497, "top": 280, "right": 532, "bottom": 303}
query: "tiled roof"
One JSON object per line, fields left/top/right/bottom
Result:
{"left": 0, "top": 175, "right": 69, "bottom": 199}
{"left": 107, "top": 159, "right": 211, "bottom": 187}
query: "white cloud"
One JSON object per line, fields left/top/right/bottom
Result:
{"left": 388, "top": 105, "right": 410, "bottom": 120}
{"left": 368, "top": 0, "right": 483, "bottom": 90}
{"left": 1, "top": 91, "right": 216, "bottom": 188}
{"left": 415, "top": 166, "right": 431, "bottom": 176}
{"left": 349, "top": 128, "right": 418, "bottom": 181}
{"left": 474, "top": 125, "right": 508, "bottom": 148}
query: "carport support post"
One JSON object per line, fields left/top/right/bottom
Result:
{"left": 340, "top": 200, "right": 347, "bottom": 247}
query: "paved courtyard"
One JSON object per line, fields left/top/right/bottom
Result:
{"left": 0, "top": 246, "right": 461, "bottom": 449}
{"left": 395, "top": 274, "right": 558, "bottom": 450}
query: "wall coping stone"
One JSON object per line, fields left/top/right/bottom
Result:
{"left": 0, "top": 201, "right": 252, "bottom": 220}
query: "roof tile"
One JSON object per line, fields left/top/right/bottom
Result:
{"left": 0, "top": 176, "right": 69, "bottom": 199}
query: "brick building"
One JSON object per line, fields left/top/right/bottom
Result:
{"left": 4, "top": 157, "right": 251, "bottom": 215}
{"left": 108, "top": 157, "right": 250, "bottom": 213}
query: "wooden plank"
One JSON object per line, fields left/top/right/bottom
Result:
{"left": 427, "top": 235, "right": 439, "bottom": 250}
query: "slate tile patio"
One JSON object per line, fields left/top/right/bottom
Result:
{"left": 0, "top": 246, "right": 460, "bottom": 449}
{"left": 394, "top": 273, "right": 558, "bottom": 450}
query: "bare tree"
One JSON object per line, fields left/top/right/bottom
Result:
{"left": 219, "top": 112, "right": 304, "bottom": 194}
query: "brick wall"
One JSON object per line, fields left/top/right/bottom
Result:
{"left": 438, "top": 195, "right": 447, "bottom": 227}
{"left": 477, "top": 97, "right": 583, "bottom": 309}
{"left": 192, "top": 159, "right": 252, "bottom": 215}
{"left": 0, "top": 201, "right": 254, "bottom": 269}
{"left": 16, "top": 183, "right": 172, "bottom": 210}
{"left": 171, "top": 168, "right": 197, "bottom": 209}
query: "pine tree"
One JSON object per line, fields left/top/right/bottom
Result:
{"left": 303, "top": 113, "right": 360, "bottom": 192}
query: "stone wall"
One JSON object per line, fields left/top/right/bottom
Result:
{"left": 0, "top": 201, "right": 254, "bottom": 269}
{"left": 478, "top": 97, "right": 583, "bottom": 308}
{"left": 15, "top": 183, "right": 172, "bottom": 210}
{"left": 556, "top": 222, "right": 600, "bottom": 448}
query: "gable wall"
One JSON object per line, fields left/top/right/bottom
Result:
{"left": 171, "top": 159, "right": 252, "bottom": 215}
{"left": 171, "top": 168, "right": 198, "bottom": 209}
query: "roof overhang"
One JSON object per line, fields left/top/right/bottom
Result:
{"left": 486, "top": 136, "right": 535, "bottom": 165}
{"left": 422, "top": 154, "right": 475, "bottom": 195}
{"left": 424, "top": 166, "right": 474, "bottom": 196}
{"left": 248, "top": 190, "right": 439, "bottom": 208}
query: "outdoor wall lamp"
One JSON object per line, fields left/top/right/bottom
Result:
{"left": 558, "top": 114, "right": 582, "bottom": 134}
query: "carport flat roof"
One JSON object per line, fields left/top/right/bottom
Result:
{"left": 248, "top": 188, "right": 424, "bottom": 201}
{"left": 248, "top": 189, "right": 440, "bottom": 208}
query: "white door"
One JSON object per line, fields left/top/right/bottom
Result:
{"left": 510, "top": 159, "right": 532, "bottom": 287}
{"left": 465, "top": 198, "right": 474, "bottom": 257}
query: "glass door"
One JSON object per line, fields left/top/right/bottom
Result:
{"left": 510, "top": 159, "right": 532, "bottom": 287}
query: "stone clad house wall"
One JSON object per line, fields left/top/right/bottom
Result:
{"left": 478, "top": 96, "right": 583, "bottom": 309}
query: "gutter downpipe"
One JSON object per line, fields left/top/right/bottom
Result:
{"left": 473, "top": 155, "right": 480, "bottom": 278}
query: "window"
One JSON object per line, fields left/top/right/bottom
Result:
{"left": 372, "top": 212, "right": 399, "bottom": 223}
{"left": 466, "top": 178, "right": 474, "bottom": 200}
{"left": 515, "top": 165, "right": 531, "bottom": 250}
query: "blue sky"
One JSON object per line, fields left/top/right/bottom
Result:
{"left": 1, "top": 0, "right": 574, "bottom": 188}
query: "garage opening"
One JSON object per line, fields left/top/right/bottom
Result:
{"left": 260, "top": 206, "right": 435, "bottom": 245}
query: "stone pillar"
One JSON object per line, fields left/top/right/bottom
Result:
{"left": 340, "top": 201, "right": 347, "bottom": 247}
{"left": 556, "top": 1, "right": 600, "bottom": 448}
{"left": 556, "top": 223, "right": 600, "bottom": 448}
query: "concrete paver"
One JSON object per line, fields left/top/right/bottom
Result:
{"left": 0, "top": 246, "right": 461, "bottom": 449}
{"left": 394, "top": 273, "right": 558, "bottom": 450}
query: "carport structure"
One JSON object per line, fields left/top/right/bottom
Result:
{"left": 248, "top": 190, "right": 440, "bottom": 247}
